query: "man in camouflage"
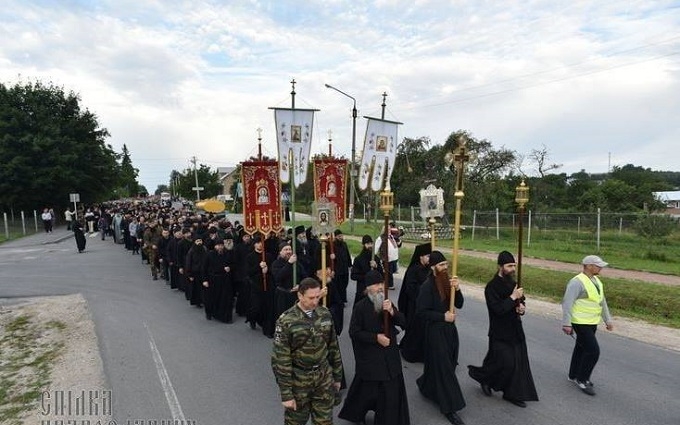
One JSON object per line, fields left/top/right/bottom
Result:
{"left": 142, "top": 220, "right": 162, "bottom": 280}
{"left": 272, "top": 277, "right": 343, "bottom": 425}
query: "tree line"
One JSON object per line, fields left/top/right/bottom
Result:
{"left": 2, "top": 80, "right": 677, "bottom": 215}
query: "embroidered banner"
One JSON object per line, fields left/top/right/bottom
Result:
{"left": 313, "top": 158, "right": 348, "bottom": 225}
{"left": 358, "top": 117, "right": 402, "bottom": 191}
{"left": 241, "top": 160, "right": 283, "bottom": 235}
{"left": 272, "top": 108, "right": 317, "bottom": 187}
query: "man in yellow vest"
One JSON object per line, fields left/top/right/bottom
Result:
{"left": 561, "top": 255, "right": 614, "bottom": 396}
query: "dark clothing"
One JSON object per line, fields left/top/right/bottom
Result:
{"left": 569, "top": 324, "right": 600, "bottom": 382}
{"left": 467, "top": 274, "right": 538, "bottom": 403}
{"left": 158, "top": 235, "right": 172, "bottom": 281}
{"left": 233, "top": 241, "right": 253, "bottom": 316}
{"left": 176, "top": 238, "right": 193, "bottom": 294}
{"left": 339, "top": 297, "right": 410, "bottom": 425}
{"left": 203, "top": 248, "right": 235, "bottom": 321}
{"left": 350, "top": 249, "right": 383, "bottom": 305}
{"left": 332, "top": 238, "right": 352, "bottom": 303}
{"left": 398, "top": 262, "right": 430, "bottom": 363}
{"left": 272, "top": 257, "right": 306, "bottom": 319}
{"left": 245, "top": 249, "right": 275, "bottom": 337}
{"left": 416, "top": 276, "right": 466, "bottom": 415}
{"left": 73, "top": 221, "right": 86, "bottom": 252}
{"left": 185, "top": 244, "right": 208, "bottom": 306}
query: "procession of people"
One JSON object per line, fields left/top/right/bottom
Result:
{"left": 66, "top": 197, "right": 616, "bottom": 425}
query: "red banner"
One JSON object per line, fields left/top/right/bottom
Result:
{"left": 242, "top": 161, "right": 283, "bottom": 235}
{"left": 313, "top": 158, "right": 348, "bottom": 225}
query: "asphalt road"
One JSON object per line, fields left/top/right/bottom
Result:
{"left": 1, "top": 228, "right": 678, "bottom": 425}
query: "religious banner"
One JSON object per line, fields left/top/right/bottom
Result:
{"left": 358, "top": 117, "right": 402, "bottom": 191}
{"left": 313, "top": 158, "right": 348, "bottom": 225}
{"left": 241, "top": 160, "right": 283, "bottom": 235}
{"left": 272, "top": 108, "right": 317, "bottom": 187}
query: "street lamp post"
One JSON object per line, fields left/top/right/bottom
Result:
{"left": 325, "top": 83, "right": 357, "bottom": 232}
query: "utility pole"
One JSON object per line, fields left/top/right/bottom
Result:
{"left": 191, "top": 156, "right": 204, "bottom": 201}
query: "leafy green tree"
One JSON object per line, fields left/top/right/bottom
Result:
{"left": 0, "top": 81, "right": 120, "bottom": 210}
{"left": 155, "top": 185, "right": 170, "bottom": 196}
{"left": 173, "top": 163, "right": 221, "bottom": 200}
{"left": 634, "top": 213, "right": 677, "bottom": 240}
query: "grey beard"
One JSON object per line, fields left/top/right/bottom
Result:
{"left": 367, "top": 291, "right": 384, "bottom": 313}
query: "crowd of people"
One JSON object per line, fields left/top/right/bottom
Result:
{"left": 68, "top": 200, "right": 613, "bottom": 425}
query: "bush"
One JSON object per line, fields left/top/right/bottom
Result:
{"left": 634, "top": 214, "right": 677, "bottom": 240}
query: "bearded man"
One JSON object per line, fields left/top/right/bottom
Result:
{"left": 467, "top": 251, "right": 539, "bottom": 407}
{"left": 415, "top": 251, "right": 466, "bottom": 425}
{"left": 339, "top": 270, "right": 410, "bottom": 425}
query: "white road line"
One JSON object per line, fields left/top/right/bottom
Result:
{"left": 144, "top": 322, "right": 186, "bottom": 421}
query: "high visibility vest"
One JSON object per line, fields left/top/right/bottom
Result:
{"left": 571, "top": 273, "right": 604, "bottom": 325}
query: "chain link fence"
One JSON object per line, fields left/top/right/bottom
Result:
{"left": 1, "top": 210, "right": 49, "bottom": 241}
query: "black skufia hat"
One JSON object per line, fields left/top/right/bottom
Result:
{"left": 428, "top": 250, "right": 447, "bottom": 267}
{"left": 295, "top": 225, "right": 306, "bottom": 237}
{"left": 361, "top": 234, "right": 373, "bottom": 245}
{"left": 497, "top": 250, "right": 516, "bottom": 265}
{"left": 409, "top": 243, "right": 432, "bottom": 266}
{"left": 364, "top": 270, "right": 384, "bottom": 286}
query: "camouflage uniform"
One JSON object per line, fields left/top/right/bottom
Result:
{"left": 272, "top": 304, "right": 343, "bottom": 425}
{"left": 143, "top": 225, "right": 162, "bottom": 279}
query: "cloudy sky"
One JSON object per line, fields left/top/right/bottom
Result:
{"left": 2, "top": 0, "right": 679, "bottom": 191}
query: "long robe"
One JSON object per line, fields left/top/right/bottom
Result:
{"left": 467, "top": 274, "right": 539, "bottom": 402}
{"left": 416, "top": 276, "right": 466, "bottom": 415}
{"left": 245, "top": 249, "right": 275, "bottom": 337}
{"left": 339, "top": 297, "right": 410, "bottom": 425}
{"left": 73, "top": 221, "right": 86, "bottom": 252}
{"left": 398, "top": 262, "right": 430, "bottom": 363}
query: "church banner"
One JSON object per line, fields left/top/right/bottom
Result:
{"left": 241, "top": 160, "right": 283, "bottom": 235}
{"left": 358, "top": 117, "right": 402, "bottom": 191}
{"left": 272, "top": 108, "right": 317, "bottom": 187}
{"left": 313, "top": 158, "right": 348, "bottom": 225}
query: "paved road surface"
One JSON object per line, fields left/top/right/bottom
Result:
{"left": 1, "top": 228, "right": 678, "bottom": 425}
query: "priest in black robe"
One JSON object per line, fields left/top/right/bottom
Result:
{"left": 350, "top": 235, "right": 383, "bottom": 305}
{"left": 467, "top": 251, "right": 539, "bottom": 408}
{"left": 245, "top": 234, "right": 276, "bottom": 338}
{"left": 416, "top": 251, "right": 466, "bottom": 425}
{"left": 398, "top": 243, "right": 431, "bottom": 363}
{"left": 73, "top": 219, "right": 87, "bottom": 253}
{"left": 339, "top": 270, "right": 410, "bottom": 425}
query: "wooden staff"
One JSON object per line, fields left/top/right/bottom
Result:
{"left": 448, "top": 140, "right": 469, "bottom": 313}
{"left": 260, "top": 232, "right": 268, "bottom": 291}
{"left": 320, "top": 234, "right": 328, "bottom": 307}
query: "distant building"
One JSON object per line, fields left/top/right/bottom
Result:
{"left": 217, "top": 166, "right": 238, "bottom": 202}
{"left": 653, "top": 191, "right": 680, "bottom": 217}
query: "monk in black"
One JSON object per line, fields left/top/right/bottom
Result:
{"left": 416, "top": 251, "right": 465, "bottom": 425}
{"left": 245, "top": 235, "right": 276, "bottom": 337}
{"left": 185, "top": 237, "right": 207, "bottom": 307}
{"left": 350, "top": 235, "right": 382, "bottom": 305}
{"left": 339, "top": 270, "right": 410, "bottom": 425}
{"left": 398, "top": 243, "right": 431, "bottom": 363}
{"left": 467, "top": 251, "right": 538, "bottom": 407}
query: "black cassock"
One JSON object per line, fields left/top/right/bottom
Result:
{"left": 467, "top": 274, "right": 539, "bottom": 402}
{"left": 398, "top": 262, "right": 430, "bottom": 363}
{"left": 245, "top": 249, "right": 275, "bottom": 337}
{"left": 73, "top": 221, "right": 86, "bottom": 253}
{"left": 416, "top": 277, "right": 466, "bottom": 415}
{"left": 339, "top": 297, "right": 410, "bottom": 425}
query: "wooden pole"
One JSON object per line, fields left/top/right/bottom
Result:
{"left": 320, "top": 235, "right": 328, "bottom": 307}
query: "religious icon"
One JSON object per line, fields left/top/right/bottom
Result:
{"left": 291, "top": 125, "right": 302, "bottom": 143}
{"left": 257, "top": 186, "right": 269, "bottom": 204}
{"left": 319, "top": 211, "right": 329, "bottom": 226}
{"left": 376, "top": 136, "right": 388, "bottom": 152}
{"left": 327, "top": 181, "right": 337, "bottom": 197}
{"left": 428, "top": 196, "right": 437, "bottom": 210}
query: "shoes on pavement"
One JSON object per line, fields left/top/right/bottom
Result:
{"left": 503, "top": 396, "right": 527, "bottom": 408}
{"left": 481, "top": 383, "right": 492, "bottom": 396}
{"left": 249, "top": 321, "right": 257, "bottom": 330}
{"left": 576, "top": 380, "right": 596, "bottom": 396}
{"left": 445, "top": 412, "right": 465, "bottom": 425}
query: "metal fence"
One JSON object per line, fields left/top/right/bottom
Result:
{"left": 399, "top": 208, "right": 679, "bottom": 250}
{"left": 2, "top": 210, "right": 46, "bottom": 241}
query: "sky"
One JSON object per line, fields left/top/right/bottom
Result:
{"left": 1, "top": 0, "right": 679, "bottom": 192}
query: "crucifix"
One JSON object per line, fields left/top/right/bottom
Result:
{"left": 448, "top": 137, "right": 470, "bottom": 313}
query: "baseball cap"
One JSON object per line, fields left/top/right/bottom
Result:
{"left": 582, "top": 255, "right": 608, "bottom": 268}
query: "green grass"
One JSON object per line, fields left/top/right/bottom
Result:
{"left": 0, "top": 314, "right": 65, "bottom": 424}
{"left": 342, "top": 234, "right": 680, "bottom": 329}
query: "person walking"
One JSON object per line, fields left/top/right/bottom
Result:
{"left": 41, "top": 208, "right": 53, "bottom": 233}
{"left": 416, "top": 251, "right": 466, "bottom": 425}
{"left": 562, "top": 255, "right": 614, "bottom": 396}
{"left": 271, "top": 277, "right": 344, "bottom": 425}
{"left": 339, "top": 270, "right": 410, "bottom": 425}
{"left": 467, "top": 251, "right": 538, "bottom": 407}
{"left": 64, "top": 208, "right": 74, "bottom": 231}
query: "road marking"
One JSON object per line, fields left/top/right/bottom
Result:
{"left": 144, "top": 322, "right": 186, "bottom": 421}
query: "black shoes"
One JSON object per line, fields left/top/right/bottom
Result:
{"left": 481, "top": 383, "right": 492, "bottom": 396}
{"left": 503, "top": 396, "right": 527, "bottom": 408}
{"left": 445, "top": 412, "right": 465, "bottom": 425}
{"left": 249, "top": 321, "right": 257, "bottom": 330}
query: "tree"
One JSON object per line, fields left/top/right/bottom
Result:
{"left": 117, "top": 144, "right": 140, "bottom": 197}
{"left": 527, "top": 144, "right": 562, "bottom": 178}
{"left": 0, "top": 80, "right": 120, "bottom": 210}
{"left": 155, "top": 185, "right": 170, "bottom": 196}
{"left": 172, "top": 163, "right": 221, "bottom": 200}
